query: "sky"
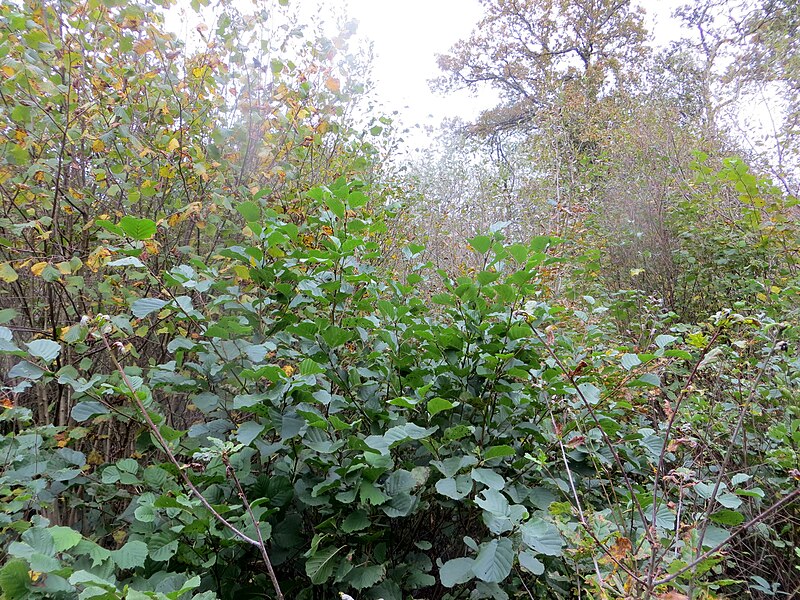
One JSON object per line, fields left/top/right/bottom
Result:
{"left": 344, "top": 0, "right": 496, "bottom": 137}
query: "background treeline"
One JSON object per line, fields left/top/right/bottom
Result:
{"left": 0, "top": 1, "right": 797, "bottom": 599}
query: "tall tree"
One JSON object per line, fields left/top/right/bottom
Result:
{"left": 435, "top": 0, "right": 648, "bottom": 140}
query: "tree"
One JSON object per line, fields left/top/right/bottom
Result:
{"left": 435, "top": 0, "right": 648, "bottom": 141}
{"left": 674, "top": 0, "right": 800, "bottom": 186}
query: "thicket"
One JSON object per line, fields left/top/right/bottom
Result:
{"left": 0, "top": 1, "right": 798, "bottom": 600}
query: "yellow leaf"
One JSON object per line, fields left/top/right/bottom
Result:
{"left": 92, "top": 138, "right": 105, "bottom": 152}
{"left": 233, "top": 265, "right": 251, "bottom": 280}
{"left": 167, "top": 138, "right": 180, "bottom": 152}
{"left": 282, "top": 364, "right": 295, "bottom": 377}
{"left": 86, "top": 247, "right": 111, "bottom": 272}
{"left": 0, "top": 262, "right": 18, "bottom": 283}
{"left": 0, "top": 65, "right": 14, "bottom": 78}
{"left": 143, "top": 240, "right": 160, "bottom": 255}
{"left": 30, "top": 261, "right": 48, "bottom": 276}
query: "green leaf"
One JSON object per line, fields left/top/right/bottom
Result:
{"left": 132, "top": 298, "right": 168, "bottom": 318}
{"left": 305, "top": 546, "right": 344, "bottom": 584}
{"left": 468, "top": 235, "right": 492, "bottom": 254}
{"left": 321, "top": 326, "right": 351, "bottom": 348}
{"left": 717, "top": 493, "right": 743, "bottom": 509}
{"left": 0, "top": 308, "right": 18, "bottom": 324}
{"left": 701, "top": 526, "right": 730, "bottom": 548}
{"left": 111, "top": 540, "right": 148, "bottom": 569}
{"left": 484, "top": 445, "right": 515, "bottom": 460}
{"left": 9, "top": 360, "right": 45, "bottom": 380}
{"left": 236, "top": 201, "right": 260, "bottom": 222}
{"left": 655, "top": 334, "right": 678, "bottom": 348}
{"left": 325, "top": 195, "right": 345, "bottom": 219}
{"left": 507, "top": 244, "right": 528, "bottom": 263}
{"left": 75, "top": 539, "right": 111, "bottom": 567}
{"left": 477, "top": 271, "right": 501, "bottom": 285}
{"left": 521, "top": 518, "right": 563, "bottom": 556}
{"left": 0, "top": 262, "right": 18, "bottom": 283}
{"left": 71, "top": 401, "right": 110, "bottom": 422}
{"left": 237, "top": 421, "right": 264, "bottom": 445}
{"left": 475, "top": 489, "right": 509, "bottom": 516}
{"left": 710, "top": 509, "right": 745, "bottom": 526}
{"left": 577, "top": 382, "right": 601, "bottom": 404}
{"left": 436, "top": 474, "right": 472, "bottom": 500}
{"left": 345, "top": 564, "right": 385, "bottom": 590}
{"left": 299, "top": 359, "right": 326, "bottom": 376}
{"left": 472, "top": 538, "right": 513, "bottom": 583}
{"left": 341, "top": 510, "right": 370, "bottom": 533}
{"left": 26, "top": 339, "right": 61, "bottom": 363}
{"left": 440, "top": 557, "right": 475, "bottom": 587}
{"left": 0, "top": 559, "right": 31, "bottom": 600}
{"left": 28, "top": 553, "right": 61, "bottom": 573}
{"left": 117, "top": 458, "right": 138, "bottom": 474}
{"left": 518, "top": 551, "right": 544, "bottom": 575}
{"left": 631, "top": 373, "right": 660, "bottom": 387}
{"left": 148, "top": 533, "right": 179, "bottom": 562}
{"left": 471, "top": 468, "right": 505, "bottom": 490}
{"left": 348, "top": 190, "right": 369, "bottom": 208}
{"left": 621, "top": 353, "right": 641, "bottom": 370}
{"left": 359, "top": 482, "right": 388, "bottom": 505}
{"left": 119, "top": 216, "right": 156, "bottom": 240}
{"left": 50, "top": 526, "right": 82, "bottom": 552}
{"left": 427, "top": 397, "right": 454, "bottom": 416}
{"left": 436, "top": 475, "right": 472, "bottom": 500}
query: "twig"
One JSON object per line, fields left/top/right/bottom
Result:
{"left": 222, "top": 454, "right": 284, "bottom": 600}
{"left": 654, "top": 487, "right": 800, "bottom": 586}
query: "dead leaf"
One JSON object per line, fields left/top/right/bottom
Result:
{"left": 609, "top": 536, "right": 632, "bottom": 561}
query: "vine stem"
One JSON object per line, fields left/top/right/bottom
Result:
{"left": 100, "top": 333, "right": 284, "bottom": 600}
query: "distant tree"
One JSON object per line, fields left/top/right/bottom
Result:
{"left": 435, "top": 0, "right": 648, "bottom": 141}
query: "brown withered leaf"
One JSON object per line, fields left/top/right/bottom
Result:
{"left": 609, "top": 536, "right": 632, "bottom": 561}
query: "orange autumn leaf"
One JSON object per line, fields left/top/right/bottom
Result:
{"left": 325, "top": 76, "right": 340, "bottom": 93}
